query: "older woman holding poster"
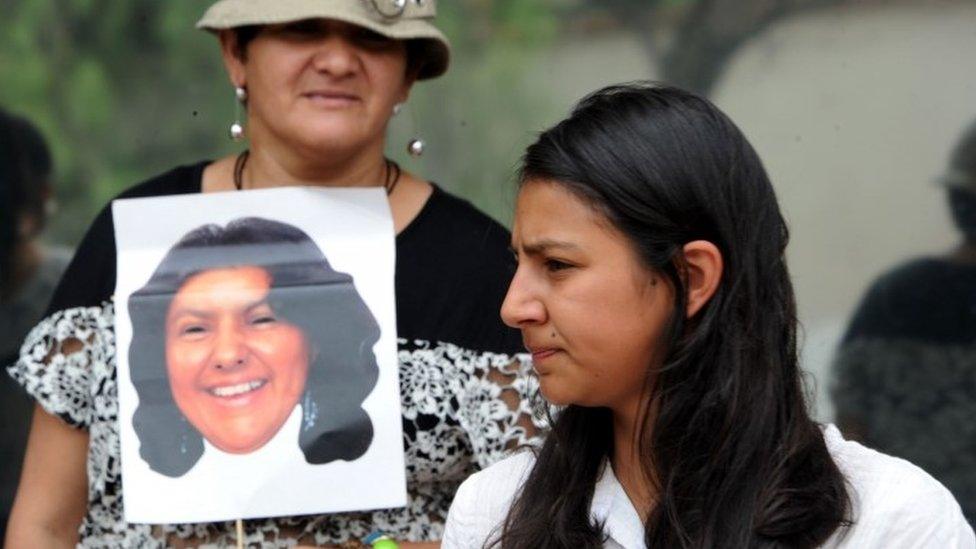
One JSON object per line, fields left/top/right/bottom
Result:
{"left": 6, "top": 1, "right": 538, "bottom": 547}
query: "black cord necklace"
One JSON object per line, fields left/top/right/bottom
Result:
{"left": 233, "top": 149, "right": 249, "bottom": 190}
{"left": 233, "top": 149, "right": 401, "bottom": 195}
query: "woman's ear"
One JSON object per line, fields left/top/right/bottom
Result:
{"left": 682, "top": 240, "right": 723, "bottom": 318}
{"left": 397, "top": 46, "right": 422, "bottom": 105}
{"left": 397, "top": 71, "right": 419, "bottom": 106}
{"left": 218, "top": 29, "right": 247, "bottom": 88}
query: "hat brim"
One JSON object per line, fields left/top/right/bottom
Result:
{"left": 197, "top": 2, "right": 450, "bottom": 80}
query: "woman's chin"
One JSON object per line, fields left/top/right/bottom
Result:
{"left": 289, "top": 122, "right": 371, "bottom": 150}
{"left": 540, "top": 381, "right": 611, "bottom": 409}
{"left": 197, "top": 417, "right": 283, "bottom": 454}
{"left": 207, "top": 431, "right": 277, "bottom": 455}
{"left": 538, "top": 382, "right": 580, "bottom": 408}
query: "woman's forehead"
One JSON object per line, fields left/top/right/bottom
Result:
{"left": 173, "top": 266, "right": 272, "bottom": 303}
{"left": 513, "top": 181, "right": 620, "bottom": 250}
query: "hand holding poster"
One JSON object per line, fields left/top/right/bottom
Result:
{"left": 112, "top": 187, "right": 404, "bottom": 524}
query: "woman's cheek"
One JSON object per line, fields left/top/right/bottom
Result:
{"left": 167, "top": 341, "right": 208, "bottom": 380}
{"left": 248, "top": 327, "right": 298, "bottom": 357}
{"left": 284, "top": 331, "right": 311, "bottom": 394}
{"left": 251, "top": 327, "right": 309, "bottom": 380}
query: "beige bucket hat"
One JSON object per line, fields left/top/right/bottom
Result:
{"left": 197, "top": 0, "right": 451, "bottom": 80}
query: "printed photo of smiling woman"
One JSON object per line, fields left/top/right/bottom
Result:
{"left": 127, "top": 217, "right": 379, "bottom": 477}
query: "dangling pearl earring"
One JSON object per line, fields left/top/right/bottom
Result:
{"left": 397, "top": 101, "right": 424, "bottom": 157}
{"left": 229, "top": 86, "right": 247, "bottom": 141}
{"left": 407, "top": 138, "right": 425, "bottom": 157}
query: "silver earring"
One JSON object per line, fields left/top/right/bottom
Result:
{"left": 179, "top": 416, "right": 189, "bottom": 454}
{"left": 393, "top": 102, "right": 403, "bottom": 116}
{"left": 400, "top": 102, "right": 424, "bottom": 157}
{"left": 407, "top": 138, "right": 425, "bottom": 157}
{"left": 229, "top": 86, "right": 247, "bottom": 141}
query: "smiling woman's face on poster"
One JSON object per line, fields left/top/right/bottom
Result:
{"left": 126, "top": 215, "right": 384, "bottom": 480}
{"left": 165, "top": 265, "right": 310, "bottom": 454}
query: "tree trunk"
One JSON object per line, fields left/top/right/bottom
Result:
{"left": 614, "top": 0, "right": 854, "bottom": 96}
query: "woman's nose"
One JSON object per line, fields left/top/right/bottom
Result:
{"left": 213, "top": 321, "right": 247, "bottom": 370}
{"left": 311, "top": 35, "right": 358, "bottom": 78}
{"left": 500, "top": 268, "right": 547, "bottom": 328}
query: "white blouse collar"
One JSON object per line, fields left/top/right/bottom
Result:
{"left": 590, "top": 462, "right": 646, "bottom": 549}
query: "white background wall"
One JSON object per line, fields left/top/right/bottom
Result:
{"left": 531, "top": 2, "right": 976, "bottom": 419}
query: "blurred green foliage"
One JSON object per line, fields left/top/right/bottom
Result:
{"left": 1, "top": 0, "right": 846, "bottom": 244}
{"left": 0, "top": 0, "right": 565, "bottom": 244}
{"left": 1, "top": 1, "right": 237, "bottom": 243}
{"left": 391, "top": 0, "right": 562, "bottom": 225}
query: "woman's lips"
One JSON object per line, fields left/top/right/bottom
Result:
{"left": 204, "top": 379, "right": 269, "bottom": 406}
{"left": 302, "top": 91, "right": 360, "bottom": 108}
{"left": 530, "top": 348, "right": 560, "bottom": 363}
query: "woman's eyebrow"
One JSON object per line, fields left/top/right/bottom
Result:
{"left": 520, "top": 238, "right": 581, "bottom": 256}
{"left": 244, "top": 297, "right": 273, "bottom": 313}
{"left": 169, "top": 296, "right": 270, "bottom": 319}
{"left": 168, "top": 307, "right": 212, "bottom": 319}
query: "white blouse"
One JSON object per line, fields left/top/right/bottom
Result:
{"left": 443, "top": 424, "right": 976, "bottom": 548}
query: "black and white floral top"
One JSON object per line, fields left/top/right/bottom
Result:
{"left": 9, "top": 162, "right": 544, "bottom": 547}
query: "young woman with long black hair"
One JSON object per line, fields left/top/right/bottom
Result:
{"left": 443, "top": 83, "right": 974, "bottom": 548}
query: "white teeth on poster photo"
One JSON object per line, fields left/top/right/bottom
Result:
{"left": 209, "top": 380, "right": 266, "bottom": 397}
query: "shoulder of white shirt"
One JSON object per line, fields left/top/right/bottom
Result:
{"left": 820, "top": 424, "right": 974, "bottom": 547}
{"left": 443, "top": 451, "right": 535, "bottom": 549}
{"left": 444, "top": 424, "right": 975, "bottom": 549}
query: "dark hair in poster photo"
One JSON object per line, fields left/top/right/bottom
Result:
{"left": 128, "top": 217, "right": 379, "bottom": 477}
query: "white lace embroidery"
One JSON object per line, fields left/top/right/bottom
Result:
{"left": 8, "top": 303, "right": 544, "bottom": 547}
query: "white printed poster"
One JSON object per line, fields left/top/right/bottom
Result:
{"left": 112, "top": 187, "right": 405, "bottom": 523}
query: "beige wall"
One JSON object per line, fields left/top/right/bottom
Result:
{"left": 535, "top": 2, "right": 976, "bottom": 420}
{"left": 717, "top": 2, "right": 976, "bottom": 419}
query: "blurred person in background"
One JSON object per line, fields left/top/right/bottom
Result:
{"left": 0, "top": 106, "right": 70, "bottom": 541}
{"left": 5, "top": 1, "right": 539, "bottom": 547}
{"left": 832, "top": 119, "right": 976, "bottom": 526}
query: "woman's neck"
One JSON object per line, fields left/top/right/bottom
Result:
{"left": 241, "top": 139, "right": 388, "bottom": 189}
{"left": 201, "top": 144, "right": 434, "bottom": 235}
{"left": 611, "top": 399, "right": 657, "bottom": 520}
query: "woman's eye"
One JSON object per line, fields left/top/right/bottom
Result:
{"left": 180, "top": 325, "right": 208, "bottom": 337}
{"left": 351, "top": 28, "right": 396, "bottom": 50}
{"left": 545, "top": 259, "right": 574, "bottom": 272}
{"left": 272, "top": 21, "right": 321, "bottom": 39}
{"left": 250, "top": 315, "right": 278, "bottom": 326}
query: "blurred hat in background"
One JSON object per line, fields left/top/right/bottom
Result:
{"left": 941, "top": 120, "right": 976, "bottom": 194}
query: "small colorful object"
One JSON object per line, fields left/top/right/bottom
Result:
{"left": 364, "top": 531, "right": 399, "bottom": 549}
